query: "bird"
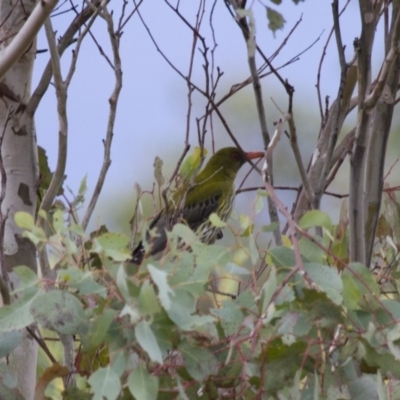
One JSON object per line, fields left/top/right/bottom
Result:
{"left": 131, "top": 146, "right": 264, "bottom": 264}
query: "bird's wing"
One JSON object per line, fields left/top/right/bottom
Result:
{"left": 180, "top": 191, "right": 221, "bottom": 231}
{"left": 150, "top": 189, "right": 221, "bottom": 231}
{"left": 152, "top": 191, "right": 221, "bottom": 251}
{"left": 132, "top": 189, "right": 222, "bottom": 263}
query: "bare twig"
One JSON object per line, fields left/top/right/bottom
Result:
{"left": 64, "top": 7, "right": 102, "bottom": 88}
{"left": 40, "top": 18, "right": 68, "bottom": 214}
{"left": 165, "top": 0, "right": 206, "bottom": 147}
{"left": 228, "top": 1, "right": 269, "bottom": 146}
{"left": 117, "top": 0, "right": 143, "bottom": 35}
{"left": 0, "top": 109, "right": 12, "bottom": 306}
{"left": 286, "top": 110, "right": 314, "bottom": 206}
{"left": 28, "top": 1, "right": 102, "bottom": 115}
{"left": 216, "top": 28, "right": 323, "bottom": 110}
{"left": 365, "top": 7, "right": 400, "bottom": 109}
{"left": 227, "top": 2, "right": 289, "bottom": 248}
{"left": 315, "top": 0, "right": 351, "bottom": 124}
{"left": 269, "top": 14, "right": 304, "bottom": 61}
{"left": 26, "top": 326, "right": 57, "bottom": 364}
{"left": 81, "top": 5, "right": 123, "bottom": 231}
{"left": 315, "top": 0, "right": 348, "bottom": 206}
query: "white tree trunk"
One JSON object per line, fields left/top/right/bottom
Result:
{"left": 0, "top": 1, "right": 39, "bottom": 398}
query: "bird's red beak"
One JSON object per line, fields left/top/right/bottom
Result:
{"left": 245, "top": 151, "right": 264, "bottom": 161}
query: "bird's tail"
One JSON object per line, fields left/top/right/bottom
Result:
{"left": 130, "top": 241, "right": 144, "bottom": 264}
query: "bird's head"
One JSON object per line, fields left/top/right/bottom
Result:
{"left": 200, "top": 147, "right": 264, "bottom": 180}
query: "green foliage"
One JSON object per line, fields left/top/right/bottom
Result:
{"left": 3, "top": 199, "right": 400, "bottom": 399}
{"left": 128, "top": 365, "right": 158, "bottom": 400}
{"left": 30, "top": 290, "right": 88, "bottom": 336}
{"left": 153, "top": 156, "right": 165, "bottom": 188}
{"left": 265, "top": 7, "right": 286, "bottom": 36}
{"left": 37, "top": 146, "right": 64, "bottom": 202}
{"left": 178, "top": 146, "right": 207, "bottom": 181}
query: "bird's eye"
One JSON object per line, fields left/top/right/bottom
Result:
{"left": 231, "top": 152, "right": 240, "bottom": 160}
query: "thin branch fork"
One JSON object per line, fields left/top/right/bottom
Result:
{"left": 314, "top": 0, "right": 348, "bottom": 209}
{"left": 227, "top": 1, "right": 287, "bottom": 248}
{"left": 81, "top": 5, "right": 123, "bottom": 231}
{"left": 365, "top": 8, "right": 400, "bottom": 108}
{"left": 286, "top": 108, "right": 315, "bottom": 207}
{"left": 262, "top": 178, "right": 316, "bottom": 289}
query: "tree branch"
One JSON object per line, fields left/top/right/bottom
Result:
{"left": 0, "top": 0, "right": 58, "bottom": 81}
{"left": 39, "top": 18, "right": 68, "bottom": 214}
{"left": 365, "top": 6, "right": 400, "bottom": 109}
{"left": 349, "top": 0, "right": 377, "bottom": 264}
{"left": 364, "top": 2, "right": 400, "bottom": 267}
{"left": 81, "top": 5, "right": 123, "bottom": 231}
{"left": 27, "top": 1, "right": 102, "bottom": 115}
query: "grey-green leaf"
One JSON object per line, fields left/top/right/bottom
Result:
{"left": 266, "top": 6, "right": 286, "bottom": 36}
{"left": 304, "top": 263, "right": 343, "bottom": 305}
{"left": 128, "top": 365, "right": 159, "bottom": 400}
{"left": 88, "top": 367, "right": 121, "bottom": 400}
{"left": 179, "top": 342, "right": 219, "bottom": 382}
{"left": 135, "top": 320, "right": 163, "bottom": 364}
{"left": 30, "top": 290, "right": 88, "bottom": 335}
{"left": 148, "top": 264, "right": 174, "bottom": 310}
{"left": 0, "top": 289, "right": 38, "bottom": 332}
{"left": 0, "top": 331, "right": 23, "bottom": 358}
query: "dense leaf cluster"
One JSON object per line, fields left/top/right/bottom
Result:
{"left": 1, "top": 190, "right": 400, "bottom": 399}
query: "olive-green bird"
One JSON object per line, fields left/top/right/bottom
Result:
{"left": 131, "top": 147, "right": 264, "bottom": 264}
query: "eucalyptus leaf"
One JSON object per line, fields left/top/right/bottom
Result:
{"left": 225, "top": 262, "right": 250, "bottom": 275}
{"left": 259, "top": 267, "right": 277, "bottom": 313}
{"left": 0, "top": 363, "right": 18, "bottom": 390}
{"left": 179, "top": 146, "right": 207, "bottom": 180}
{"left": 348, "top": 376, "right": 378, "bottom": 400}
{"left": 209, "top": 213, "right": 227, "bottom": 228}
{"left": 167, "top": 302, "right": 214, "bottom": 331}
{"left": 195, "top": 244, "right": 230, "bottom": 281}
{"left": 0, "top": 288, "right": 39, "bottom": 332}
{"left": 248, "top": 234, "right": 259, "bottom": 264}
{"left": 128, "top": 365, "right": 159, "bottom": 400}
{"left": 52, "top": 209, "right": 65, "bottom": 233}
{"left": 153, "top": 156, "right": 165, "bottom": 187}
{"left": 265, "top": 6, "right": 286, "bottom": 35}
{"left": 135, "top": 320, "right": 163, "bottom": 364}
{"left": 0, "top": 331, "right": 23, "bottom": 358}
{"left": 87, "top": 309, "right": 118, "bottom": 350}
{"left": 212, "top": 302, "right": 243, "bottom": 336}
{"left": 148, "top": 264, "right": 174, "bottom": 310}
{"left": 179, "top": 342, "right": 218, "bottom": 382}
{"left": 111, "top": 352, "right": 126, "bottom": 378}
{"left": 304, "top": 263, "right": 343, "bottom": 305}
{"left": 172, "top": 223, "right": 198, "bottom": 245}
{"left": 138, "top": 280, "right": 161, "bottom": 317}
{"left": 267, "top": 247, "right": 297, "bottom": 267}
{"left": 14, "top": 211, "right": 35, "bottom": 230}
{"left": 88, "top": 367, "right": 121, "bottom": 400}
{"left": 12, "top": 266, "right": 39, "bottom": 292}
{"left": 58, "top": 268, "right": 107, "bottom": 297}
{"left": 299, "top": 210, "right": 332, "bottom": 230}
{"left": 30, "top": 290, "right": 88, "bottom": 336}
{"left": 94, "top": 232, "right": 130, "bottom": 257}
